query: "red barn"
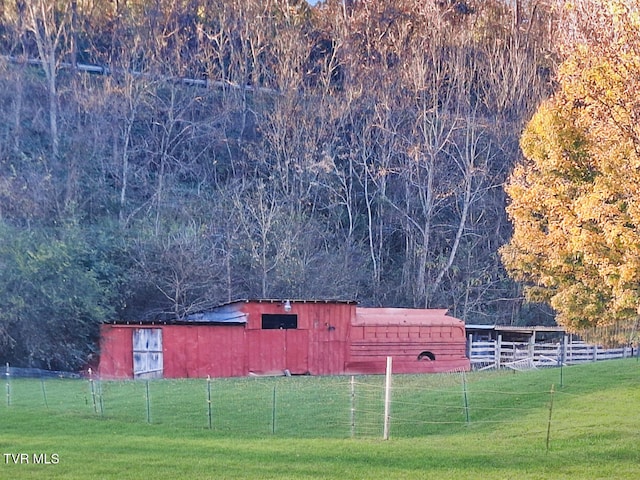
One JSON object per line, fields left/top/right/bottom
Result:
{"left": 98, "top": 300, "right": 469, "bottom": 379}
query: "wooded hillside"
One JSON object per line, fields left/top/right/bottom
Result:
{"left": 0, "top": 0, "right": 557, "bottom": 369}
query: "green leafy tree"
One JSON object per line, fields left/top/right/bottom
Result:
{"left": 0, "top": 221, "right": 122, "bottom": 370}
{"left": 501, "top": 1, "right": 640, "bottom": 344}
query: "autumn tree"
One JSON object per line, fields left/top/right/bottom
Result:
{"left": 501, "top": 0, "right": 640, "bottom": 343}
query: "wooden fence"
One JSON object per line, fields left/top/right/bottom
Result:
{"left": 468, "top": 337, "right": 636, "bottom": 370}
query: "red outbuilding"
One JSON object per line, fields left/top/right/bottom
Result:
{"left": 98, "top": 299, "right": 470, "bottom": 379}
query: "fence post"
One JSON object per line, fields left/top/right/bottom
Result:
{"left": 145, "top": 380, "right": 151, "bottom": 424}
{"left": 592, "top": 345, "right": 598, "bottom": 362}
{"left": 5, "top": 363, "right": 10, "bottom": 407}
{"left": 559, "top": 335, "right": 567, "bottom": 388}
{"left": 383, "top": 356, "right": 392, "bottom": 440}
{"left": 462, "top": 371, "right": 470, "bottom": 425}
{"left": 271, "top": 384, "right": 277, "bottom": 435}
{"left": 98, "top": 377, "right": 104, "bottom": 416}
{"left": 41, "top": 378, "right": 49, "bottom": 409}
{"left": 207, "top": 376, "right": 212, "bottom": 429}
{"left": 89, "top": 368, "right": 98, "bottom": 414}
{"left": 496, "top": 335, "right": 502, "bottom": 369}
{"left": 350, "top": 376, "right": 356, "bottom": 438}
{"left": 528, "top": 331, "right": 536, "bottom": 361}
{"left": 546, "top": 384, "right": 555, "bottom": 453}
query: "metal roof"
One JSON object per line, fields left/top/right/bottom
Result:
{"left": 465, "top": 324, "right": 565, "bottom": 333}
{"left": 183, "top": 310, "right": 247, "bottom": 324}
{"left": 214, "top": 298, "right": 357, "bottom": 307}
{"left": 354, "top": 307, "right": 458, "bottom": 326}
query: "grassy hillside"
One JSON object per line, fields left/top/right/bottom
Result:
{"left": 1, "top": 359, "right": 639, "bottom": 479}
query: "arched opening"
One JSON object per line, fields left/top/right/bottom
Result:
{"left": 417, "top": 351, "right": 436, "bottom": 361}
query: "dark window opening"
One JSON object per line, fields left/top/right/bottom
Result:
{"left": 417, "top": 351, "right": 436, "bottom": 361}
{"left": 262, "top": 314, "right": 298, "bottom": 329}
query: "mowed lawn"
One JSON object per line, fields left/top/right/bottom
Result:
{"left": 1, "top": 359, "right": 639, "bottom": 479}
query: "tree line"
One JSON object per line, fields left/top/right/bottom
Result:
{"left": 0, "top": 0, "right": 557, "bottom": 369}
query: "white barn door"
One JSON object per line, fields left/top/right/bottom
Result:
{"left": 133, "top": 329, "right": 163, "bottom": 379}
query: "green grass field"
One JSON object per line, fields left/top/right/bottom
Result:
{"left": 1, "top": 359, "right": 639, "bottom": 479}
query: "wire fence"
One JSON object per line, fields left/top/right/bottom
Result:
{"left": 2, "top": 362, "right": 631, "bottom": 441}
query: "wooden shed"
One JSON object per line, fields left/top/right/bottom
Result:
{"left": 347, "top": 307, "right": 470, "bottom": 374}
{"left": 98, "top": 300, "right": 469, "bottom": 379}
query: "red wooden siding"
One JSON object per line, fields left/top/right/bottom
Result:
{"left": 98, "top": 301, "right": 469, "bottom": 379}
{"left": 346, "top": 308, "right": 470, "bottom": 374}
{"left": 241, "top": 300, "right": 352, "bottom": 375}
{"left": 244, "top": 302, "right": 301, "bottom": 375}
{"left": 98, "top": 324, "right": 134, "bottom": 379}
{"left": 163, "top": 325, "right": 246, "bottom": 378}
{"left": 307, "top": 302, "right": 352, "bottom": 375}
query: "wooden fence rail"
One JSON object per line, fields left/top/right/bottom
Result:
{"left": 468, "top": 338, "right": 635, "bottom": 370}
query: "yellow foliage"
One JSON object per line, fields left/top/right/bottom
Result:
{"left": 502, "top": 8, "right": 640, "bottom": 342}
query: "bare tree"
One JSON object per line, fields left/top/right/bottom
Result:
{"left": 23, "top": 0, "right": 71, "bottom": 161}
{"left": 131, "top": 223, "right": 227, "bottom": 319}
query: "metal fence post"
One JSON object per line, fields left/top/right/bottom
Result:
{"left": 207, "top": 376, "right": 212, "bottom": 429}
{"left": 5, "top": 363, "right": 10, "bottom": 407}
{"left": 350, "top": 376, "right": 356, "bottom": 438}
{"left": 271, "top": 384, "right": 277, "bottom": 435}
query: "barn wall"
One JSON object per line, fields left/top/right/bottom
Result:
{"left": 346, "top": 308, "right": 470, "bottom": 374}
{"left": 240, "top": 301, "right": 353, "bottom": 375}
{"left": 98, "top": 325, "right": 134, "bottom": 379}
{"left": 162, "top": 326, "right": 190, "bottom": 378}
{"left": 199, "top": 325, "right": 247, "bottom": 377}
{"left": 162, "top": 325, "right": 246, "bottom": 378}
{"left": 100, "top": 323, "right": 248, "bottom": 379}
{"left": 307, "top": 302, "right": 352, "bottom": 375}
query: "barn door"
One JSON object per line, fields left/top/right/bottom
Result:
{"left": 133, "top": 328, "right": 163, "bottom": 379}
{"left": 247, "top": 314, "right": 309, "bottom": 375}
{"left": 285, "top": 329, "right": 309, "bottom": 374}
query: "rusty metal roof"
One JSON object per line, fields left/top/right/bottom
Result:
{"left": 353, "top": 307, "right": 458, "bottom": 326}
